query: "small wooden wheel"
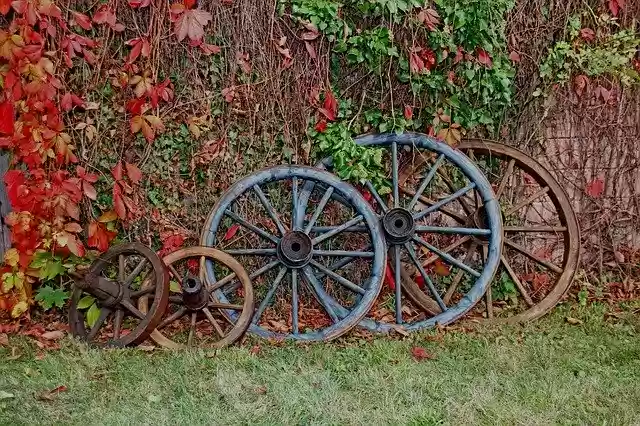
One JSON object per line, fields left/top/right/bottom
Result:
{"left": 139, "top": 247, "right": 254, "bottom": 349}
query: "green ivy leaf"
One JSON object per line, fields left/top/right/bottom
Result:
{"left": 169, "top": 280, "right": 181, "bottom": 293}
{"left": 34, "top": 286, "right": 69, "bottom": 311}
{"left": 77, "top": 295, "right": 96, "bottom": 310}
{"left": 86, "top": 303, "right": 101, "bottom": 328}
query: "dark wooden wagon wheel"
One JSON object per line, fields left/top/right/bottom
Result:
{"left": 68, "top": 243, "right": 169, "bottom": 347}
{"left": 401, "top": 140, "right": 580, "bottom": 323}
{"left": 138, "top": 247, "right": 254, "bottom": 349}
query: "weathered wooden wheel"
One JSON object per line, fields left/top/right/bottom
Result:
{"left": 307, "top": 132, "right": 503, "bottom": 333}
{"left": 68, "top": 243, "right": 169, "bottom": 347}
{"left": 138, "top": 247, "right": 254, "bottom": 349}
{"left": 402, "top": 140, "right": 580, "bottom": 322}
{"left": 201, "top": 165, "right": 386, "bottom": 342}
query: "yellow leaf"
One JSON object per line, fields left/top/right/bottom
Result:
{"left": 437, "top": 127, "right": 462, "bottom": 147}
{"left": 3, "top": 248, "right": 19, "bottom": 268}
{"left": 98, "top": 210, "right": 118, "bottom": 223}
{"left": 131, "top": 115, "right": 144, "bottom": 134}
{"left": 11, "top": 301, "right": 29, "bottom": 318}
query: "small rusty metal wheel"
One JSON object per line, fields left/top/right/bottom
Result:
{"left": 138, "top": 247, "right": 254, "bottom": 349}
{"left": 307, "top": 132, "right": 503, "bottom": 333}
{"left": 403, "top": 139, "right": 579, "bottom": 323}
{"left": 201, "top": 165, "right": 386, "bottom": 342}
{"left": 68, "top": 243, "right": 169, "bottom": 347}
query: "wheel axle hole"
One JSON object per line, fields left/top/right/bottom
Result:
{"left": 292, "top": 242, "right": 301, "bottom": 252}
{"left": 394, "top": 219, "right": 404, "bottom": 228}
{"left": 184, "top": 278, "right": 197, "bottom": 289}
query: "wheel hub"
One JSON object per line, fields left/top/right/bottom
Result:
{"left": 382, "top": 208, "right": 415, "bottom": 244}
{"left": 277, "top": 231, "right": 313, "bottom": 268}
{"left": 182, "top": 273, "right": 209, "bottom": 310}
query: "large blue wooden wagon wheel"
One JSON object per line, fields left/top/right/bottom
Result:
{"left": 303, "top": 132, "right": 503, "bottom": 333}
{"left": 200, "top": 165, "right": 386, "bottom": 342}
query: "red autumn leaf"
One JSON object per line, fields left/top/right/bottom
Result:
{"left": 71, "top": 11, "right": 92, "bottom": 30}
{"left": 454, "top": 46, "right": 464, "bottom": 64}
{"left": 173, "top": 8, "right": 212, "bottom": 42}
{"left": 476, "top": 48, "right": 493, "bottom": 68}
{"left": 88, "top": 221, "right": 117, "bottom": 252}
{"left": 315, "top": 120, "right": 327, "bottom": 133}
{"left": 125, "top": 162, "right": 142, "bottom": 184}
{"left": 82, "top": 181, "right": 97, "bottom": 200}
{"left": 126, "top": 37, "right": 151, "bottom": 64}
{"left": 128, "top": 0, "right": 151, "bottom": 7}
{"left": 318, "top": 90, "right": 338, "bottom": 121}
{"left": 411, "top": 346, "right": 435, "bottom": 361}
{"left": 404, "top": 105, "right": 413, "bottom": 120}
{"left": 184, "top": 0, "right": 197, "bottom": 7}
{"left": 222, "top": 87, "right": 235, "bottom": 103}
{"left": 579, "top": 28, "right": 595, "bottom": 42}
{"left": 92, "top": 5, "right": 124, "bottom": 32}
{"left": 585, "top": 178, "right": 605, "bottom": 198}
{"left": 508, "top": 51, "right": 521, "bottom": 63}
{"left": 414, "top": 274, "right": 425, "bottom": 289}
{"left": 113, "top": 183, "right": 127, "bottom": 220}
{"left": 410, "top": 52, "right": 425, "bottom": 74}
{"left": 0, "top": 0, "right": 10, "bottom": 14}
{"left": 126, "top": 98, "right": 146, "bottom": 115}
{"left": 417, "top": 8, "right": 440, "bottom": 31}
{"left": 573, "top": 74, "right": 589, "bottom": 98}
{"left": 236, "top": 52, "right": 252, "bottom": 74}
{"left": 112, "top": 161, "right": 123, "bottom": 181}
{"left": 0, "top": 101, "right": 14, "bottom": 135}
{"left": 200, "top": 43, "right": 221, "bottom": 55}
{"left": 223, "top": 224, "right": 240, "bottom": 241}
{"left": 149, "top": 79, "right": 174, "bottom": 108}
{"left": 594, "top": 86, "right": 611, "bottom": 102}
{"left": 608, "top": 0, "right": 624, "bottom": 16}
{"left": 158, "top": 232, "right": 186, "bottom": 257}
{"left": 384, "top": 262, "right": 395, "bottom": 290}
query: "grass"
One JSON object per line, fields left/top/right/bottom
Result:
{"left": 1, "top": 303, "right": 640, "bottom": 425}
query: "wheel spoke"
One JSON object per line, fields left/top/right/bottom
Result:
{"left": 113, "top": 309, "right": 124, "bottom": 340}
{"left": 504, "top": 225, "right": 567, "bottom": 233}
{"left": 158, "top": 307, "right": 187, "bottom": 329}
{"left": 291, "top": 270, "right": 299, "bottom": 335}
{"left": 365, "top": 180, "right": 388, "bottom": 213}
{"left": 169, "top": 295, "right": 183, "bottom": 304}
{"left": 393, "top": 245, "right": 402, "bottom": 324}
{"left": 415, "top": 225, "right": 490, "bottom": 236}
{"left": 312, "top": 250, "right": 374, "bottom": 258}
{"left": 203, "top": 307, "right": 226, "bottom": 338}
{"left": 130, "top": 285, "right": 155, "bottom": 298}
{"left": 309, "top": 259, "right": 366, "bottom": 295}
{"left": 208, "top": 302, "right": 244, "bottom": 310}
{"left": 423, "top": 236, "right": 471, "bottom": 267}
{"left": 124, "top": 259, "right": 148, "bottom": 286}
{"left": 400, "top": 187, "right": 467, "bottom": 223}
{"left": 443, "top": 242, "right": 478, "bottom": 304}
{"left": 392, "top": 141, "right": 399, "bottom": 208}
{"left": 413, "top": 183, "right": 476, "bottom": 221}
{"left": 504, "top": 186, "right": 550, "bottom": 216}
{"left": 501, "top": 254, "right": 534, "bottom": 307}
{"left": 292, "top": 176, "right": 301, "bottom": 230}
{"left": 118, "top": 255, "right": 125, "bottom": 283}
{"left": 304, "top": 186, "right": 334, "bottom": 234}
{"left": 224, "top": 209, "right": 279, "bottom": 244}
{"left": 495, "top": 159, "right": 516, "bottom": 200}
{"left": 408, "top": 154, "right": 445, "bottom": 211}
{"left": 310, "top": 225, "right": 368, "bottom": 233}
{"left": 481, "top": 245, "right": 493, "bottom": 318}
{"left": 168, "top": 264, "right": 183, "bottom": 285}
{"left": 413, "top": 236, "right": 481, "bottom": 277}
{"left": 224, "top": 248, "right": 277, "bottom": 256}
{"left": 252, "top": 267, "right": 287, "bottom": 325}
{"left": 121, "top": 299, "right": 145, "bottom": 320}
{"left": 87, "top": 308, "right": 111, "bottom": 341}
{"left": 213, "top": 260, "right": 280, "bottom": 294}
{"left": 504, "top": 238, "right": 563, "bottom": 274}
{"left": 187, "top": 312, "right": 197, "bottom": 346}
{"left": 301, "top": 266, "right": 340, "bottom": 324}
{"left": 405, "top": 244, "right": 447, "bottom": 311}
{"left": 253, "top": 184, "right": 287, "bottom": 236}
{"left": 311, "top": 215, "right": 364, "bottom": 245}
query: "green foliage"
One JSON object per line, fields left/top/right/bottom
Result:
{"left": 309, "top": 121, "right": 389, "bottom": 192}
{"left": 291, "top": 0, "right": 345, "bottom": 40}
{"left": 539, "top": 15, "right": 640, "bottom": 87}
{"left": 34, "top": 286, "right": 69, "bottom": 311}
{"left": 29, "top": 252, "right": 65, "bottom": 281}
{"left": 348, "top": 0, "right": 423, "bottom": 22}
{"left": 334, "top": 27, "right": 398, "bottom": 71}
{"left": 492, "top": 271, "right": 518, "bottom": 303}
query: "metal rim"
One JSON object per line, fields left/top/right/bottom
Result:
{"left": 200, "top": 165, "right": 386, "bottom": 342}
{"left": 139, "top": 247, "right": 255, "bottom": 349}
{"left": 310, "top": 132, "right": 503, "bottom": 333}
{"left": 68, "top": 242, "right": 169, "bottom": 347}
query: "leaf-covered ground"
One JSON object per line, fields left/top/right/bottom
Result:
{"left": 1, "top": 303, "right": 640, "bottom": 425}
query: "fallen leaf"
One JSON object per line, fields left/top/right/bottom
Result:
{"left": 249, "top": 344, "right": 261, "bottom": 355}
{"left": 125, "top": 162, "right": 143, "bottom": 184}
{"left": 508, "top": 51, "right": 521, "bottom": 62}
{"left": 304, "top": 41, "right": 317, "bottom": 60}
{"left": 174, "top": 8, "right": 212, "bottom": 42}
{"left": 147, "top": 394, "right": 161, "bottom": 403}
{"left": 255, "top": 386, "right": 267, "bottom": 395}
{"left": 579, "top": 28, "right": 595, "bottom": 42}
{"left": 41, "top": 330, "right": 65, "bottom": 341}
{"left": 411, "top": 346, "right": 435, "bottom": 361}
{"left": 437, "top": 127, "right": 462, "bottom": 147}
{"left": 573, "top": 74, "right": 589, "bottom": 98}
{"left": 565, "top": 317, "right": 583, "bottom": 325}
{"left": 6, "top": 347, "right": 21, "bottom": 360}
{"left": 585, "top": 178, "right": 604, "bottom": 198}
{"left": 608, "top": 0, "right": 624, "bottom": 16}
{"left": 223, "top": 224, "right": 240, "bottom": 241}
{"left": 476, "top": 48, "right": 493, "bottom": 67}
{"left": 0, "top": 391, "right": 14, "bottom": 400}
{"left": 404, "top": 105, "right": 413, "bottom": 120}
{"left": 138, "top": 345, "right": 155, "bottom": 352}
{"left": 36, "top": 385, "right": 67, "bottom": 401}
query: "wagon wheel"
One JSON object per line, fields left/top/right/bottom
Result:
{"left": 138, "top": 247, "right": 254, "bottom": 349}
{"left": 68, "top": 243, "right": 169, "bottom": 347}
{"left": 307, "top": 132, "right": 502, "bottom": 333}
{"left": 402, "top": 140, "right": 579, "bottom": 322}
{"left": 200, "top": 165, "right": 386, "bottom": 342}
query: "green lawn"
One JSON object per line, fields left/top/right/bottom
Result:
{"left": 1, "top": 304, "right": 640, "bottom": 425}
